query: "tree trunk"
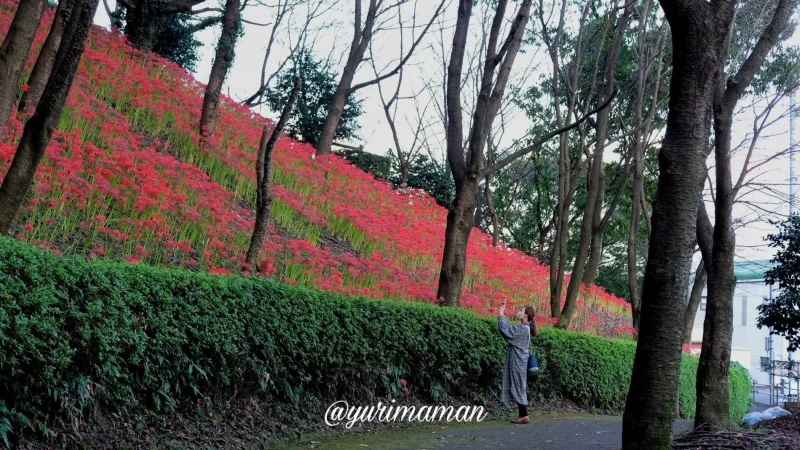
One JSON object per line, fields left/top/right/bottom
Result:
{"left": 315, "top": 0, "right": 377, "bottom": 156}
{"left": 693, "top": 0, "right": 793, "bottom": 430}
{"left": 549, "top": 138, "right": 569, "bottom": 319}
{"left": 436, "top": 0, "right": 472, "bottom": 307}
{"left": 19, "top": 0, "right": 72, "bottom": 115}
{"left": 559, "top": 165, "right": 601, "bottom": 326}
{"left": 0, "top": 0, "right": 48, "bottom": 130}
{"left": 0, "top": 0, "right": 99, "bottom": 235}
{"left": 684, "top": 259, "right": 707, "bottom": 345}
{"left": 437, "top": 178, "right": 479, "bottom": 306}
{"left": 199, "top": 0, "right": 240, "bottom": 137}
{"left": 582, "top": 183, "right": 604, "bottom": 284}
{"left": 315, "top": 63, "right": 357, "bottom": 155}
{"left": 695, "top": 198, "right": 736, "bottom": 430}
{"left": 399, "top": 163, "right": 408, "bottom": 188}
{"left": 622, "top": 1, "right": 726, "bottom": 448}
{"left": 245, "top": 78, "right": 301, "bottom": 270}
{"left": 485, "top": 176, "right": 500, "bottom": 247}
{"left": 123, "top": 0, "right": 155, "bottom": 51}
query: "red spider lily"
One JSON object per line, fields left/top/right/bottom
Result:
{"left": 0, "top": 0, "right": 633, "bottom": 339}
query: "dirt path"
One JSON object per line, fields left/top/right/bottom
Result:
{"left": 277, "top": 413, "right": 694, "bottom": 450}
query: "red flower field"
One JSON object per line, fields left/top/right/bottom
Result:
{"left": 0, "top": 0, "right": 633, "bottom": 337}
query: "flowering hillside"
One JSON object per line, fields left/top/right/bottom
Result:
{"left": 0, "top": 1, "right": 632, "bottom": 337}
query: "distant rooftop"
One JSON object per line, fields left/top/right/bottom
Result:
{"left": 691, "top": 259, "right": 775, "bottom": 283}
{"left": 733, "top": 260, "right": 775, "bottom": 281}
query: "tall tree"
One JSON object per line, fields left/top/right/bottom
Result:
{"left": 199, "top": 0, "right": 240, "bottom": 137}
{"left": 0, "top": 0, "right": 101, "bottom": 235}
{"left": 559, "top": 0, "right": 633, "bottom": 328}
{"left": 621, "top": 0, "right": 736, "bottom": 448}
{"left": 694, "top": 0, "right": 794, "bottom": 429}
{"left": 314, "top": 0, "right": 445, "bottom": 156}
{"left": 18, "top": 0, "right": 72, "bottom": 115}
{"left": 244, "top": 78, "right": 302, "bottom": 270}
{"left": 437, "top": 0, "right": 533, "bottom": 305}
{"left": 577, "top": 1, "right": 635, "bottom": 288}
{"left": 627, "top": 0, "right": 668, "bottom": 329}
{"left": 0, "top": 0, "right": 48, "bottom": 129}
{"left": 437, "top": 0, "right": 614, "bottom": 306}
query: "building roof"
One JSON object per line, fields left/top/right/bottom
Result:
{"left": 690, "top": 259, "right": 775, "bottom": 283}
{"left": 733, "top": 260, "right": 775, "bottom": 281}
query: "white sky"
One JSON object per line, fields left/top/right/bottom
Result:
{"left": 92, "top": 1, "right": 799, "bottom": 264}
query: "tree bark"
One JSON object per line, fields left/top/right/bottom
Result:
{"left": 621, "top": 1, "right": 732, "bottom": 448}
{"left": 694, "top": 0, "right": 793, "bottom": 430}
{"left": 18, "top": 0, "right": 73, "bottom": 115}
{"left": 199, "top": 0, "right": 240, "bottom": 137}
{"left": 0, "top": 0, "right": 48, "bottom": 129}
{"left": 244, "top": 78, "right": 301, "bottom": 270}
{"left": 0, "top": 0, "right": 100, "bottom": 235}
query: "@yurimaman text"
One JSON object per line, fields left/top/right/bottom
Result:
{"left": 324, "top": 400, "right": 489, "bottom": 428}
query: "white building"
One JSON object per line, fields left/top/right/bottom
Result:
{"left": 690, "top": 260, "right": 798, "bottom": 406}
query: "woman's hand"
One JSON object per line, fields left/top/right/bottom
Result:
{"left": 498, "top": 300, "right": 506, "bottom": 316}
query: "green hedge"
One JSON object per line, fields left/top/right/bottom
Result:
{"left": 0, "top": 238, "right": 751, "bottom": 445}
{"left": 532, "top": 329, "right": 752, "bottom": 421}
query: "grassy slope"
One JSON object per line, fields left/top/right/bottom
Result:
{"left": 0, "top": 0, "right": 631, "bottom": 337}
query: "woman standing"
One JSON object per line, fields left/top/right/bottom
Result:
{"left": 498, "top": 300, "right": 538, "bottom": 424}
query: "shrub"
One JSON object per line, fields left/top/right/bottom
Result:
{"left": 532, "top": 328, "right": 752, "bottom": 421}
{"left": 0, "top": 239, "right": 751, "bottom": 444}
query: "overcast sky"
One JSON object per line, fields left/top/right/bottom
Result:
{"left": 93, "top": 1, "right": 799, "bottom": 264}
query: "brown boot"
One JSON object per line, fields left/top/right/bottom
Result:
{"left": 511, "top": 416, "right": 530, "bottom": 424}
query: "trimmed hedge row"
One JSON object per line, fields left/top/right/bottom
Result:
{"left": 531, "top": 329, "right": 752, "bottom": 420}
{"left": 0, "top": 238, "right": 751, "bottom": 444}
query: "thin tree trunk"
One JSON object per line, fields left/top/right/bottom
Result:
{"left": 0, "top": 0, "right": 99, "bottom": 234}
{"left": 199, "top": 0, "right": 240, "bottom": 137}
{"left": 316, "top": 61, "right": 358, "bottom": 154}
{"left": 245, "top": 78, "right": 301, "bottom": 270}
{"left": 473, "top": 184, "right": 484, "bottom": 228}
{"left": 0, "top": 0, "right": 48, "bottom": 129}
{"left": 485, "top": 174, "right": 500, "bottom": 246}
{"left": 684, "top": 260, "right": 706, "bottom": 345}
{"left": 400, "top": 163, "right": 408, "bottom": 188}
{"left": 548, "top": 138, "right": 568, "bottom": 318}
{"left": 627, "top": 0, "right": 652, "bottom": 331}
{"left": 622, "top": 0, "right": 729, "bottom": 447}
{"left": 694, "top": 0, "right": 792, "bottom": 430}
{"left": 19, "top": 0, "right": 72, "bottom": 115}
{"left": 316, "top": 62, "right": 358, "bottom": 155}
{"left": 628, "top": 172, "right": 643, "bottom": 329}
{"left": 582, "top": 175, "right": 605, "bottom": 284}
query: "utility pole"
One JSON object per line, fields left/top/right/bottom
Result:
{"left": 790, "top": 88, "right": 797, "bottom": 217}
{"left": 788, "top": 89, "right": 798, "bottom": 375}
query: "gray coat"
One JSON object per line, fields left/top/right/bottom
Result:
{"left": 499, "top": 315, "right": 530, "bottom": 406}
